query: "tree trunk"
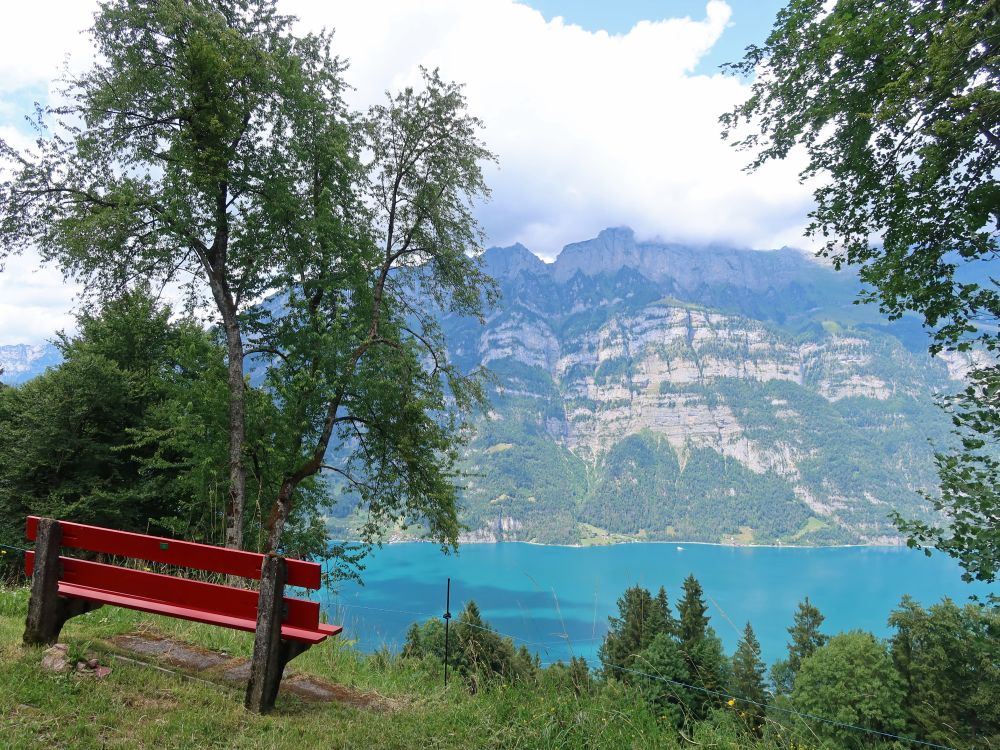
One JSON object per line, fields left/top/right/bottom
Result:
{"left": 222, "top": 314, "right": 247, "bottom": 550}
{"left": 265, "top": 478, "right": 296, "bottom": 554}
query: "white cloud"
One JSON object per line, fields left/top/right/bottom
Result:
{"left": 0, "top": 2, "right": 96, "bottom": 93}
{"left": 0, "top": 0, "right": 818, "bottom": 342}
{"left": 287, "top": 0, "right": 815, "bottom": 257}
{"left": 0, "top": 251, "right": 80, "bottom": 343}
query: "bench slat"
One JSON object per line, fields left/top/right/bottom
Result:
{"left": 26, "top": 516, "right": 321, "bottom": 590}
{"left": 24, "top": 552, "right": 326, "bottom": 633}
{"left": 56, "top": 582, "right": 340, "bottom": 644}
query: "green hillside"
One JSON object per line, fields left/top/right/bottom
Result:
{"left": 330, "top": 229, "right": 965, "bottom": 546}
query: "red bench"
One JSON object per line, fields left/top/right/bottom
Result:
{"left": 22, "top": 516, "right": 342, "bottom": 713}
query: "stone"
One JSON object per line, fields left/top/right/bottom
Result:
{"left": 40, "top": 644, "right": 68, "bottom": 673}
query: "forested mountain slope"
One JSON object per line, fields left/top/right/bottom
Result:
{"left": 1, "top": 228, "right": 970, "bottom": 547}
{"left": 333, "top": 227, "right": 975, "bottom": 546}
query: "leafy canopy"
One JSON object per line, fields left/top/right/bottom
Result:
{"left": 0, "top": 0, "right": 498, "bottom": 560}
{"left": 722, "top": 0, "right": 1000, "bottom": 585}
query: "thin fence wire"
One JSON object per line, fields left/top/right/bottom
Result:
{"left": 329, "top": 595, "right": 960, "bottom": 750}
{"left": 6, "top": 548, "right": 962, "bottom": 750}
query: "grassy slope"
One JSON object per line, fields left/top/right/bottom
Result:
{"left": 0, "top": 587, "right": 688, "bottom": 750}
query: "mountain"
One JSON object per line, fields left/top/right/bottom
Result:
{"left": 0, "top": 227, "right": 969, "bottom": 548}
{"left": 0, "top": 343, "right": 62, "bottom": 385}
{"left": 330, "top": 227, "right": 973, "bottom": 547}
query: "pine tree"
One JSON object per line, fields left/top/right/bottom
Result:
{"left": 772, "top": 596, "right": 828, "bottom": 694}
{"left": 677, "top": 575, "right": 709, "bottom": 650}
{"left": 788, "top": 597, "right": 828, "bottom": 673}
{"left": 647, "top": 586, "right": 678, "bottom": 639}
{"left": 634, "top": 633, "right": 691, "bottom": 727}
{"left": 599, "top": 585, "right": 658, "bottom": 677}
{"left": 671, "top": 575, "right": 731, "bottom": 720}
{"left": 731, "top": 622, "right": 767, "bottom": 735}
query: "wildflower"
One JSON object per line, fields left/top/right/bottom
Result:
{"left": 727, "top": 698, "right": 736, "bottom": 707}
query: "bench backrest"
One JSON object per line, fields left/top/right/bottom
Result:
{"left": 26, "top": 515, "right": 321, "bottom": 589}
{"left": 24, "top": 516, "right": 325, "bottom": 631}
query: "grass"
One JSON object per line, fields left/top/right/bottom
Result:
{"left": 722, "top": 526, "right": 756, "bottom": 545}
{"left": 787, "top": 518, "right": 828, "bottom": 542}
{"left": 0, "top": 586, "right": 687, "bottom": 749}
{"left": 576, "top": 524, "right": 637, "bottom": 547}
{"left": 483, "top": 443, "right": 515, "bottom": 455}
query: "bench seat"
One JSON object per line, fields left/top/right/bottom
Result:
{"left": 57, "top": 582, "right": 342, "bottom": 644}
{"left": 24, "top": 515, "right": 342, "bottom": 713}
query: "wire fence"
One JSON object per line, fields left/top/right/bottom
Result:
{"left": 4, "top": 544, "right": 961, "bottom": 750}
{"left": 328, "top": 592, "right": 960, "bottom": 750}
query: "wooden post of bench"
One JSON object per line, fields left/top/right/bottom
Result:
{"left": 246, "top": 554, "right": 308, "bottom": 713}
{"left": 24, "top": 518, "right": 63, "bottom": 646}
{"left": 23, "top": 517, "right": 101, "bottom": 645}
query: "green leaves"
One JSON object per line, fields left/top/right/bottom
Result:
{"left": 723, "top": 0, "right": 1000, "bottom": 353}
{"left": 0, "top": 1, "right": 497, "bottom": 560}
{"left": 723, "top": 0, "right": 1000, "bottom": 595}
{"left": 791, "top": 632, "right": 907, "bottom": 749}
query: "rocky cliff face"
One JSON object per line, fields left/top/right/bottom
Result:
{"left": 428, "top": 228, "right": 958, "bottom": 546}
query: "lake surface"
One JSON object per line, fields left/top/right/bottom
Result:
{"left": 321, "top": 542, "right": 994, "bottom": 667}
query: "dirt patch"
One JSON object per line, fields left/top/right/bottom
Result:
{"left": 281, "top": 674, "right": 397, "bottom": 710}
{"left": 110, "top": 632, "right": 395, "bottom": 712}
{"left": 111, "top": 634, "right": 229, "bottom": 672}
{"left": 221, "top": 660, "right": 251, "bottom": 682}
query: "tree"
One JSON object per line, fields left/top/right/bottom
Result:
{"left": 674, "top": 575, "right": 727, "bottom": 720}
{"left": 791, "top": 632, "right": 907, "bottom": 749}
{"left": 0, "top": 0, "right": 496, "bottom": 558}
{"left": 772, "top": 596, "right": 828, "bottom": 694}
{"left": 600, "top": 585, "right": 671, "bottom": 676}
{"left": 403, "top": 601, "right": 530, "bottom": 687}
{"left": 259, "top": 67, "right": 496, "bottom": 553}
{"left": 889, "top": 596, "right": 1000, "bottom": 748}
{"left": 892, "top": 371, "right": 1000, "bottom": 591}
{"left": 676, "top": 574, "right": 709, "bottom": 651}
{"left": 721, "top": 0, "right": 1000, "bottom": 584}
{"left": 648, "top": 585, "right": 678, "bottom": 639}
{"left": 730, "top": 622, "right": 767, "bottom": 735}
{"left": 633, "top": 632, "right": 691, "bottom": 728}
{"left": 0, "top": 290, "right": 249, "bottom": 546}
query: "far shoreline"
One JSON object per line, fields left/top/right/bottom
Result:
{"left": 337, "top": 535, "right": 910, "bottom": 552}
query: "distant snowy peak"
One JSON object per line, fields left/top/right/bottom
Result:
{"left": 0, "top": 343, "right": 62, "bottom": 385}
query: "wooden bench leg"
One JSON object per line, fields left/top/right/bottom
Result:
{"left": 23, "top": 518, "right": 102, "bottom": 646}
{"left": 246, "top": 555, "right": 310, "bottom": 713}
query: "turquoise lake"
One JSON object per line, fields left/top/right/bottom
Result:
{"left": 321, "top": 542, "right": 994, "bottom": 667}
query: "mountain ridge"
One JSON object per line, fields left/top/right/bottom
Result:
{"left": 343, "top": 227, "right": 962, "bottom": 547}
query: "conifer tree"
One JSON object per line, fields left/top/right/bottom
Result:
{"left": 599, "top": 585, "right": 658, "bottom": 676}
{"left": 787, "top": 597, "right": 828, "bottom": 673}
{"left": 675, "top": 574, "right": 728, "bottom": 719}
{"left": 647, "top": 586, "right": 678, "bottom": 638}
{"left": 771, "top": 596, "right": 828, "bottom": 694}
{"left": 634, "top": 632, "right": 691, "bottom": 728}
{"left": 731, "top": 622, "right": 767, "bottom": 735}
{"left": 677, "top": 575, "right": 709, "bottom": 649}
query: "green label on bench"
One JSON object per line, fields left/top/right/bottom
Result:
{"left": 160, "top": 542, "right": 169, "bottom": 550}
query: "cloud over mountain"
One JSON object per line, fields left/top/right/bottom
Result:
{"left": 0, "top": 1, "right": 818, "bottom": 342}
{"left": 291, "top": 0, "right": 817, "bottom": 256}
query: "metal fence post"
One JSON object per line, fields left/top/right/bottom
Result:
{"left": 443, "top": 577, "right": 452, "bottom": 686}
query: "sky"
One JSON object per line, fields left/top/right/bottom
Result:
{"left": 0, "top": 0, "right": 812, "bottom": 344}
